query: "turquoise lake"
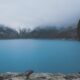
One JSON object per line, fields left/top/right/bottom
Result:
{"left": 0, "top": 39, "right": 80, "bottom": 73}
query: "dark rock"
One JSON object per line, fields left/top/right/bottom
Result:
{"left": 8, "top": 79, "right": 12, "bottom": 80}
{"left": 64, "top": 75, "right": 77, "bottom": 79}
{"left": 0, "top": 76, "right": 4, "bottom": 80}
{"left": 25, "top": 70, "right": 34, "bottom": 79}
{"left": 4, "top": 75, "right": 11, "bottom": 79}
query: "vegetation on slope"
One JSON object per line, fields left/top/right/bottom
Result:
{"left": 0, "top": 20, "right": 80, "bottom": 40}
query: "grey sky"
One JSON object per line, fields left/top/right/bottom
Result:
{"left": 0, "top": 0, "right": 80, "bottom": 29}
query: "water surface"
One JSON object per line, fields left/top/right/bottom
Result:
{"left": 0, "top": 39, "right": 80, "bottom": 73}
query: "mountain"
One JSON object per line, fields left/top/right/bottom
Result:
{"left": 0, "top": 24, "right": 18, "bottom": 39}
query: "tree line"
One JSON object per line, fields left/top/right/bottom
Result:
{"left": 0, "top": 20, "right": 80, "bottom": 40}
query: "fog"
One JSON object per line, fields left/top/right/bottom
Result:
{"left": 0, "top": 0, "right": 80, "bottom": 29}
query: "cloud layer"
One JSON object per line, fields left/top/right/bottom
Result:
{"left": 0, "top": 0, "right": 80, "bottom": 29}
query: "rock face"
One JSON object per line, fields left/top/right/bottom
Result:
{"left": 0, "top": 72, "right": 80, "bottom": 80}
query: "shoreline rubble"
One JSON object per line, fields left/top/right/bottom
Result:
{"left": 0, "top": 72, "right": 80, "bottom": 80}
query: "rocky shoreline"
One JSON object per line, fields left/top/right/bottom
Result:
{"left": 0, "top": 72, "right": 80, "bottom": 80}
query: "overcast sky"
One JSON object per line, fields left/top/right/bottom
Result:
{"left": 0, "top": 0, "right": 80, "bottom": 29}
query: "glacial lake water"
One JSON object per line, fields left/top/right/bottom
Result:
{"left": 0, "top": 39, "right": 80, "bottom": 73}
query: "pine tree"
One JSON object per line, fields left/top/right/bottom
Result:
{"left": 77, "top": 20, "right": 80, "bottom": 40}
